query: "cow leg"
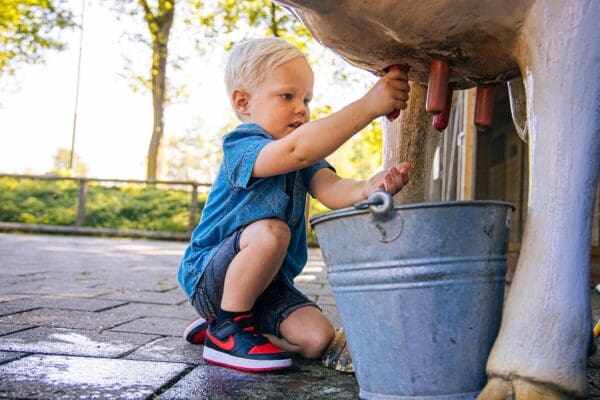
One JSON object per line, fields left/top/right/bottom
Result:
{"left": 480, "top": 1, "right": 600, "bottom": 398}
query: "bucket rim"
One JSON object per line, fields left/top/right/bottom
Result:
{"left": 309, "top": 199, "right": 516, "bottom": 227}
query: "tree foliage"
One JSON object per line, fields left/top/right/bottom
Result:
{"left": 112, "top": 0, "right": 380, "bottom": 183}
{"left": 51, "top": 147, "right": 89, "bottom": 177}
{"left": 0, "top": 0, "right": 74, "bottom": 75}
{"left": 327, "top": 121, "right": 383, "bottom": 180}
{"left": 160, "top": 0, "right": 383, "bottom": 184}
{"left": 108, "top": 0, "right": 178, "bottom": 180}
{"left": 309, "top": 105, "right": 384, "bottom": 216}
{"left": 162, "top": 121, "right": 228, "bottom": 183}
{"left": 196, "top": 0, "right": 311, "bottom": 50}
{"left": 160, "top": 0, "right": 313, "bottom": 183}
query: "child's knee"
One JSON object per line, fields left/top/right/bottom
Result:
{"left": 301, "top": 323, "right": 336, "bottom": 359}
{"left": 244, "top": 219, "right": 290, "bottom": 251}
{"left": 262, "top": 218, "right": 291, "bottom": 243}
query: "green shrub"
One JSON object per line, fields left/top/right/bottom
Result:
{"left": 0, "top": 177, "right": 206, "bottom": 233}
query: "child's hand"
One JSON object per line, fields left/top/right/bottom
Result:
{"left": 361, "top": 162, "right": 411, "bottom": 198}
{"left": 361, "top": 68, "right": 410, "bottom": 119}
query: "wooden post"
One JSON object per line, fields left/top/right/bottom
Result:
{"left": 461, "top": 88, "right": 477, "bottom": 200}
{"left": 383, "top": 82, "right": 440, "bottom": 204}
{"left": 188, "top": 184, "right": 198, "bottom": 234}
{"left": 76, "top": 179, "right": 88, "bottom": 227}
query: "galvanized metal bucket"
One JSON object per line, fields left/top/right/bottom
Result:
{"left": 311, "top": 191, "right": 514, "bottom": 400}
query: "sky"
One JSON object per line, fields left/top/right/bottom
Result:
{"left": 0, "top": 1, "right": 375, "bottom": 180}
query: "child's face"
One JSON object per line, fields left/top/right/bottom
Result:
{"left": 245, "top": 57, "right": 314, "bottom": 139}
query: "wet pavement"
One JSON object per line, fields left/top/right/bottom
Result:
{"left": 0, "top": 232, "right": 598, "bottom": 399}
{"left": 0, "top": 233, "right": 354, "bottom": 399}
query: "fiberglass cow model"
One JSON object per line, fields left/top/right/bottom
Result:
{"left": 277, "top": 1, "right": 600, "bottom": 398}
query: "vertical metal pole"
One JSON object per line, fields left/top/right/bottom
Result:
{"left": 69, "top": 0, "right": 86, "bottom": 171}
{"left": 188, "top": 184, "right": 198, "bottom": 234}
{"left": 76, "top": 179, "right": 88, "bottom": 227}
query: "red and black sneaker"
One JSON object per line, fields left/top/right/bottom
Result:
{"left": 183, "top": 316, "right": 209, "bottom": 344}
{"left": 202, "top": 313, "right": 292, "bottom": 372}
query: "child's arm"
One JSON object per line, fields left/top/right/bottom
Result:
{"left": 310, "top": 162, "right": 411, "bottom": 210}
{"left": 252, "top": 68, "right": 409, "bottom": 178}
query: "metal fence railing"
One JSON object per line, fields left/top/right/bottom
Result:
{"left": 0, "top": 173, "right": 211, "bottom": 241}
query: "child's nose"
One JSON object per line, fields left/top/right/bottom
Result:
{"left": 295, "top": 101, "right": 308, "bottom": 116}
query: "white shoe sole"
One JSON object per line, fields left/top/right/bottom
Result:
{"left": 182, "top": 317, "right": 207, "bottom": 341}
{"left": 203, "top": 346, "right": 292, "bottom": 372}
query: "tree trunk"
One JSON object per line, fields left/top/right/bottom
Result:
{"left": 147, "top": 37, "right": 168, "bottom": 180}
{"left": 270, "top": 2, "right": 279, "bottom": 36}
{"left": 142, "top": 0, "right": 174, "bottom": 180}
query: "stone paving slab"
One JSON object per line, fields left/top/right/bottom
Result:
{"left": 589, "top": 351, "right": 600, "bottom": 397}
{"left": 0, "top": 270, "right": 51, "bottom": 282}
{"left": 0, "top": 294, "right": 34, "bottom": 302}
{"left": 319, "top": 305, "right": 342, "bottom": 330}
{"left": 124, "top": 337, "right": 205, "bottom": 365}
{"left": 160, "top": 360, "right": 358, "bottom": 400}
{"left": 85, "top": 276, "right": 179, "bottom": 293}
{"left": 0, "top": 327, "right": 159, "bottom": 357}
{"left": 296, "top": 282, "right": 334, "bottom": 299}
{"left": 0, "top": 281, "right": 113, "bottom": 298}
{"left": 108, "top": 302, "right": 196, "bottom": 320}
{"left": 0, "top": 300, "right": 40, "bottom": 316}
{"left": 0, "top": 323, "right": 32, "bottom": 336}
{"left": 111, "top": 317, "right": 188, "bottom": 337}
{"left": 0, "top": 296, "right": 127, "bottom": 313}
{"left": 316, "top": 297, "right": 338, "bottom": 307}
{"left": 592, "top": 293, "right": 600, "bottom": 322}
{"left": 0, "top": 354, "right": 189, "bottom": 399}
{"left": 98, "top": 288, "right": 187, "bottom": 305}
{"left": 0, "top": 308, "right": 136, "bottom": 330}
{"left": 1, "top": 234, "right": 599, "bottom": 399}
{"left": 0, "top": 350, "right": 25, "bottom": 364}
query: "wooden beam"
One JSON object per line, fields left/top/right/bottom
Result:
{"left": 383, "top": 82, "right": 439, "bottom": 203}
{"left": 461, "top": 88, "right": 477, "bottom": 200}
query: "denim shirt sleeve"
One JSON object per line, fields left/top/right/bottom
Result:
{"left": 222, "top": 126, "right": 272, "bottom": 189}
{"left": 300, "top": 160, "right": 336, "bottom": 197}
{"left": 223, "top": 124, "right": 334, "bottom": 194}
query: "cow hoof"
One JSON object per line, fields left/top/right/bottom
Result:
{"left": 322, "top": 328, "right": 354, "bottom": 372}
{"left": 334, "top": 342, "right": 353, "bottom": 372}
{"left": 478, "top": 377, "right": 574, "bottom": 400}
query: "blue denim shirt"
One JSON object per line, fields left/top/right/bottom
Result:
{"left": 178, "top": 123, "right": 333, "bottom": 301}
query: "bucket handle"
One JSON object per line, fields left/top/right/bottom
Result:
{"left": 354, "top": 190, "right": 402, "bottom": 242}
{"left": 354, "top": 190, "right": 395, "bottom": 222}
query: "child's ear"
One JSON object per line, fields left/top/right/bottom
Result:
{"left": 231, "top": 89, "right": 250, "bottom": 116}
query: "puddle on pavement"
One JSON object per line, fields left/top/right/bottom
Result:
{"left": 0, "top": 328, "right": 149, "bottom": 357}
{"left": 0, "top": 354, "right": 186, "bottom": 399}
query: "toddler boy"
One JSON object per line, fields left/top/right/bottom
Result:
{"left": 179, "top": 37, "right": 410, "bottom": 372}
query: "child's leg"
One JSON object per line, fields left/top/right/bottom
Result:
{"left": 267, "top": 306, "right": 335, "bottom": 359}
{"left": 202, "top": 218, "right": 293, "bottom": 371}
{"left": 252, "top": 274, "right": 336, "bottom": 359}
{"left": 220, "top": 218, "right": 290, "bottom": 311}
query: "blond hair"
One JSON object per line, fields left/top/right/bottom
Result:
{"left": 225, "top": 37, "right": 306, "bottom": 96}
